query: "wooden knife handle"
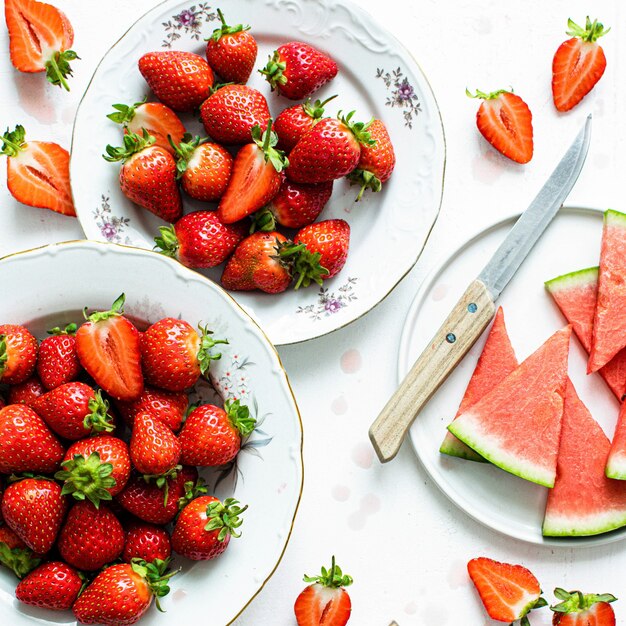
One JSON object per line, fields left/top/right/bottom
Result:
{"left": 369, "top": 279, "right": 496, "bottom": 463}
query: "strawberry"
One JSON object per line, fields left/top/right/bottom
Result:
{"left": 205, "top": 8, "right": 257, "bottom": 84}
{"left": 218, "top": 121, "right": 288, "bottom": 224}
{"left": 274, "top": 96, "right": 337, "bottom": 152}
{"left": 468, "top": 88, "right": 534, "bottom": 164}
{"left": 7, "top": 375, "right": 45, "bottom": 407}
{"left": 57, "top": 435, "right": 131, "bottom": 505}
{"left": 1, "top": 125, "right": 75, "bottom": 216}
{"left": 36, "top": 323, "right": 82, "bottom": 389}
{"left": 130, "top": 413, "right": 181, "bottom": 477}
{"left": 287, "top": 112, "right": 373, "bottom": 183}
{"left": 552, "top": 18, "right": 609, "bottom": 112}
{"left": 294, "top": 556, "right": 353, "bottom": 626}
{"left": 172, "top": 496, "right": 246, "bottom": 560}
{"left": 104, "top": 130, "right": 183, "bottom": 223}
{"left": 0, "top": 404, "right": 64, "bottom": 474}
{"left": 73, "top": 559, "right": 176, "bottom": 626}
{"left": 200, "top": 84, "right": 270, "bottom": 145}
{"left": 58, "top": 501, "right": 125, "bottom": 571}
{"left": 32, "top": 382, "right": 115, "bottom": 440}
{"left": 4, "top": 0, "right": 78, "bottom": 90}
{"left": 115, "top": 385, "right": 188, "bottom": 431}
{"left": 1, "top": 478, "right": 68, "bottom": 554}
{"left": 76, "top": 294, "right": 144, "bottom": 402}
{"left": 551, "top": 588, "right": 617, "bottom": 625}
{"left": 179, "top": 400, "right": 256, "bottom": 467}
{"left": 0, "top": 525, "right": 41, "bottom": 578}
{"left": 16, "top": 561, "right": 83, "bottom": 610}
{"left": 0, "top": 323, "right": 37, "bottom": 384}
{"left": 468, "top": 557, "right": 546, "bottom": 625}
{"left": 155, "top": 211, "right": 247, "bottom": 270}
{"left": 347, "top": 119, "right": 395, "bottom": 201}
{"left": 138, "top": 51, "right": 214, "bottom": 112}
{"left": 140, "top": 318, "right": 227, "bottom": 392}
{"left": 260, "top": 41, "right": 338, "bottom": 100}
{"left": 123, "top": 522, "right": 171, "bottom": 564}
{"left": 169, "top": 134, "right": 233, "bottom": 201}
{"left": 107, "top": 99, "right": 186, "bottom": 155}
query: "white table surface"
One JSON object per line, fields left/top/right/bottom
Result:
{"left": 0, "top": 1, "right": 623, "bottom": 624}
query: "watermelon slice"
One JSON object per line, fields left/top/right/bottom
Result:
{"left": 606, "top": 402, "right": 626, "bottom": 479}
{"left": 447, "top": 326, "right": 571, "bottom": 488}
{"left": 545, "top": 267, "right": 626, "bottom": 400}
{"left": 543, "top": 381, "right": 626, "bottom": 536}
{"left": 440, "top": 308, "right": 518, "bottom": 462}
{"left": 588, "top": 209, "right": 626, "bottom": 373}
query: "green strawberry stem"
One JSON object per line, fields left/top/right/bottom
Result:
{"left": 103, "top": 130, "right": 156, "bottom": 162}
{"left": 303, "top": 556, "right": 353, "bottom": 588}
{"left": 142, "top": 465, "right": 182, "bottom": 507}
{"left": 177, "top": 477, "right": 208, "bottom": 512}
{"left": 0, "top": 542, "right": 41, "bottom": 579}
{"left": 45, "top": 49, "right": 79, "bottom": 92}
{"left": 168, "top": 133, "right": 206, "bottom": 178}
{"left": 249, "top": 208, "right": 276, "bottom": 234}
{"left": 303, "top": 95, "right": 338, "bottom": 120}
{"left": 347, "top": 168, "right": 382, "bottom": 202}
{"left": 83, "top": 293, "right": 125, "bottom": 323}
{"left": 207, "top": 8, "right": 250, "bottom": 42}
{"left": 259, "top": 50, "right": 288, "bottom": 90}
{"left": 551, "top": 588, "right": 617, "bottom": 613}
{"left": 131, "top": 558, "right": 179, "bottom": 612}
{"left": 204, "top": 498, "right": 247, "bottom": 541}
{"left": 0, "top": 334, "right": 7, "bottom": 377}
{"left": 338, "top": 111, "right": 376, "bottom": 147}
{"left": 566, "top": 17, "right": 610, "bottom": 42}
{"left": 224, "top": 399, "right": 256, "bottom": 437}
{"left": 154, "top": 225, "right": 180, "bottom": 258}
{"left": 55, "top": 451, "right": 116, "bottom": 508}
{"left": 1, "top": 125, "right": 27, "bottom": 157}
{"left": 47, "top": 322, "right": 77, "bottom": 336}
{"left": 106, "top": 98, "right": 147, "bottom": 125}
{"left": 466, "top": 87, "right": 511, "bottom": 100}
{"left": 197, "top": 325, "right": 228, "bottom": 375}
{"left": 275, "top": 241, "right": 329, "bottom": 290}
{"left": 84, "top": 390, "right": 115, "bottom": 434}
{"left": 251, "top": 120, "right": 289, "bottom": 173}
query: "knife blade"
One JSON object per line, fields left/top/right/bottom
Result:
{"left": 369, "top": 115, "right": 592, "bottom": 463}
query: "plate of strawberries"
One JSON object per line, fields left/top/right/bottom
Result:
{"left": 70, "top": 0, "right": 445, "bottom": 345}
{"left": 0, "top": 240, "right": 302, "bottom": 626}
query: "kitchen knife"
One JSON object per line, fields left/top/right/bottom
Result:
{"left": 369, "top": 114, "right": 592, "bottom": 463}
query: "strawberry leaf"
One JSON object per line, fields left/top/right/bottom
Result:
{"left": 303, "top": 556, "right": 353, "bottom": 588}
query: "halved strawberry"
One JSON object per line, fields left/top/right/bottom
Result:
{"left": 75, "top": 294, "right": 144, "bottom": 402}
{"left": 468, "top": 88, "right": 534, "bottom": 164}
{"left": 551, "top": 588, "right": 617, "bottom": 625}
{"left": 1, "top": 125, "right": 75, "bottom": 216}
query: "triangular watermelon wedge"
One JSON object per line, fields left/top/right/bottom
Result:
{"left": 448, "top": 326, "right": 571, "bottom": 488}
{"left": 589, "top": 209, "right": 626, "bottom": 373}
{"left": 606, "top": 402, "right": 626, "bottom": 479}
{"left": 440, "top": 308, "right": 518, "bottom": 462}
{"left": 544, "top": 381, "right": 626, "bottom": 536}
{"left": 545, "top": 267, "right": 626, "bottom": 400}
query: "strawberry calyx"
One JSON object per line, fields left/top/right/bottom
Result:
{"left": 103, "top": 130, "right": 156, "bottom": 162}
{"left": 85, "top": 390, "right": 115, "bottom": 434}
{"left": 0, "top": 542, "right": 41, "bottom": 579}
{"left": 466, "top": 87, "right": 511, "bottom": 101}
{"left": 208, "top": 81, "right": 234, "bottom": 96}
{"left": 519, "top": 596, "right": 549, "bottom": 626}
{"left": 347, "top": 168, "right": 382, "bottom": 202}
{"left": 249, "top": 208, "right": 276, "bottom": 234}
{"left": 197, "top": 325, "right": 228, "bottom": 375}
{"left": 204, "top": 498, "right": 247, "bottom": 541}
{"left": 259, "top": 50, "right": 288, "bottom": 90}
{"left": 275, "top": 241, "right": 329, "bottom": 290}
{"left": 224, "top": 399, "right": 256, "bottom": 437}
{"left": 55, "top": 451, "right": 116, "bottom": 508}
{"left": 169, "top": 133, "right": 206, "bottom": 178}
{"left": 551, "top": 588, "right": 617, "bottom": 614}
{"left": 45, "top": 49, "right": 79, "bottom": 92}
{"left": 0, "top": 334, "right": 7, "bottom": 377}
{"left": 252, "top": 120, "right": 289, "bottom": 173}
{"left": 303, "top": 556, "right": 353, "bottom": 589}
{"left": 131, "top": 557, "right": 179, "bottom": 612}
{"left": 47, "top": 322, "right": 77, "bottom": 336}
{"left": 566, "top": 17, "right": 609, "bottom": 43}
{"left": 207, "top": 8, "right": 250, "bottom": 42}
{"left": 1, "top": 125, "right": 27, "bottom": 157}
{"left": 302, "top": 95, "right": 338, "bottom": 120}
{"left": 106, "top": 97, "right": 147, "bottom": 125}
{"left": 83, "top": 293, "right": 126, "bottom": 323}
{"left": 338, "top": 111, "right": 376, "bottom": 147}
{"left": 154, "top": 225, "right": 180, "bottom": 258}
{"left": 177, "top": 476, "right": 208, "bottom": 511}
{"left": 142, "top": 465, "right": 183, "bottom": 507}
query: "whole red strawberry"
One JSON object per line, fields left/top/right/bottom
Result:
{"left": 36, "top": 323, "right": 82, "bottom": 389}
{"left": 138, "top": 50, "right": 214, "bottom": 111}
{"left": 0, "top": 525, "right": 41, "bottom": 578}
{"left": 123, "top": 522, "right": 171, "bottom": 564}
{"left": 7, "top": 375, "right": 45, "bottom": 407}
{"left": 287, "top": 112, "right": 373, "bottom": 183}
{"left": 274, "top": 95, "right": 337, "bottom": 152}
{"left": 104, "top": 130, "right": 183, "bottom": 223}
{"left": 155, "top": 211, "right": 246, "bottom": 270}
{"left": 172, "top": 496, "right": 246, "bottom": 560}
{"left": 261, "top": 41, "right": 338, "bottom": 100}
{"left": 551, "top": 588, "right": 617, "bottom": 625}
{"left": 16, "top": 561, "right": 83, "bottom": 610}
{"left": 130, "top": 413, "right": 181, "bottom": 476}
{"left": 347, "top": 119, "right": 395, "bottom": 201}
{"left": 141, "top": 318, "right": 227, "bottom": 391}
{"left": 200, "top": 84, "right": 270, "bottom": 145}
{"left": 205, "top": 8, "right": 257, "bottom": 84}
{"left": 115, "top": 385, "right": 188, "bottom": 431}
{"left": 179, "top": 400, "right": 255, "bottom": 466}
{"left": 73, "top": 559, "right": 176, "bottom": 626}
{"left": 2, "top": 478, "right": 68, "bottom": 554}
{"left": 58, "top": 501, "right": 125, "bottom": 570}
{"left": 0, "top": 404, "right": 64, "bottom": 474}
{"left": 0, "top": 324, "right": 37, "bottom": 384}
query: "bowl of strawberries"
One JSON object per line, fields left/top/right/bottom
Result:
{"left": 70, "top": 0, "right": 445, "bottom": 345}
{"left": 0, "top": 240, "right": 302, "bottom": 626}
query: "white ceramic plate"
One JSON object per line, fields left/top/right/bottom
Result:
{"left": 0, "top": 241, "right": 303, "bottom": 626}
{"left": 398, "top": 207, "right": 626, "bottom": 546}
{"left": 70, "top": 0, "right": 445, "bottom": 346}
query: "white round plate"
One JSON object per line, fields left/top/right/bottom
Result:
{"left": 70, "top": 0, "right": 445, "bottom": 346}
{"left": 0, "top": 241, "right": 303, "bottom": 625}
{"left": 398, "top": 207, "right": 625, "bottom": 546}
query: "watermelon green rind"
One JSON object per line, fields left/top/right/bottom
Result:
{"left": 544, "top": 266, "right": 598, "bottom": 293}
{"left": 543, "top": 508, "right": 626, "bottom": 537}
{"left": 606, "top": 455, "right": 626, "bottom": 480}
{"left": 605, "top": 208, "right": 626, "bottom": 227}
{"left": 439, "top": 432, "right": 487, "bottom": 462}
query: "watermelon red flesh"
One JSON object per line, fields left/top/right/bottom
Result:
{"left": 545, "top": 267, "right": 626, "bottom": 400}
{"left": 440, "top": 307, "right": 518, "bottom": 462}
{"left": 448, "top": 326, "right": 571, "bottom": 488}
{"left": 606, "top": 402, "right": 626, "bottom": 480}
{"left": 544, "top": 381, "right": 626, "bottom": 536}
{"left": 589, "top": 209, "right": 626, "bottom": 373}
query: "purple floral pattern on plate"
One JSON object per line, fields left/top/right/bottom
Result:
{"left": 162, "top": 3, "right": 217, "bottom": 48}
{"left": 296, "top": 277, "right": 358, "bottom": 321}
{"left": 376, "top": 67, "right": 421, "bottom": 128}
{"left": 93, "top": 195, "right": 132, "bottom": 244}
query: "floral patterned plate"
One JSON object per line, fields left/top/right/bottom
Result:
{"left": 71, "top": 0, "right": 445, "bottom": 345}
{"left": 0, "top": 241, "right": 303, "bottom": 625}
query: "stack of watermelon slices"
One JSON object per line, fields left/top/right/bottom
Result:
{"left": 441, "top": 209, "right": 626, "bottom": 538}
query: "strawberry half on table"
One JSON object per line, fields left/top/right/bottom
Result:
{"left": 551, "top": 588, "right": 617, "bottom": 625}
{"left": 1, "top": 125, "right": 75, "bottom": 217}
{"left": 5, "top": 0, "right": 78, "bottom": 90}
